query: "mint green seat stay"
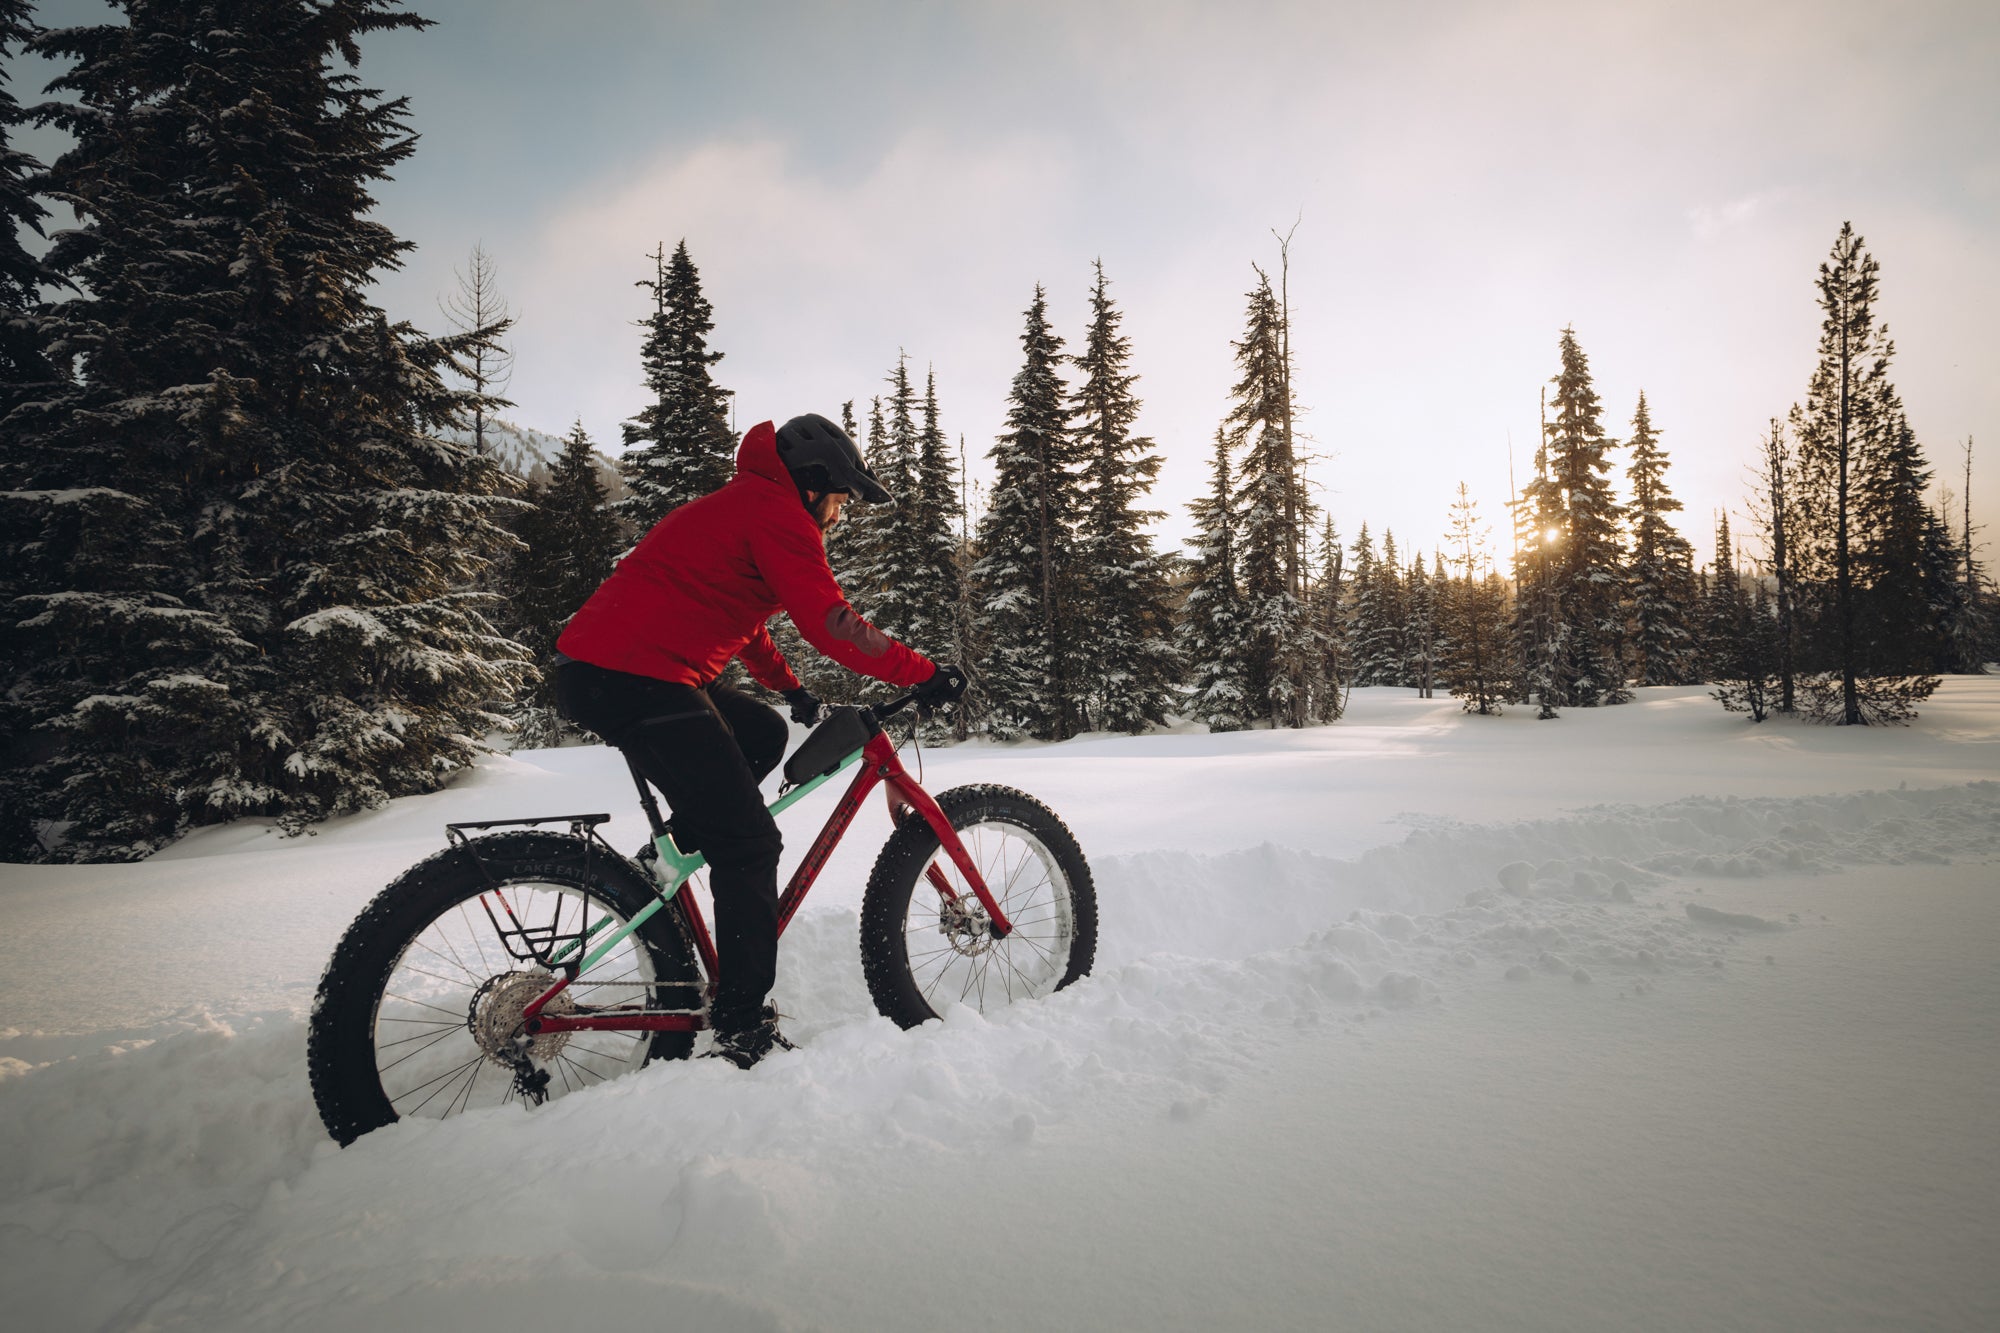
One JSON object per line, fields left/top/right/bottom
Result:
{"left": 548, "top": 745, "right": 870, "bottom": 976}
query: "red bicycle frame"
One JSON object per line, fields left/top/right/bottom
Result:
{"left": 520, "top": 726, "right": 1009, "bottom": 1037}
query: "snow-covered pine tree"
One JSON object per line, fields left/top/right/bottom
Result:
{"left": 1746, "top": 417, "right": 1802, "bottom": 711}
{"left": 506, "top": 421, "right": 620, "bottom": 744}
{"left": 1853, "top": 408, "right": 1954, "bottom": 681}
{"left": 1306, "top": 516, "right": 1347, "bottom": 722}
{"left": 1712, "top": 580, "right": 1783, "bottom": 722}
{"left": 849, "top": 357, "right": 928, "bottom": 650}
{"left": 0, "top": 0, "right": 56, "bottom": 419}
{"left": 1511, "top": 417, "right": 1567, "bottom": 719}
{"left": 1225, "top": 267, "right": 1313, "bottom": 726}
{"left": 1545, "top": 326, "right": 1628, "bottom": 704}
{"left": 1786, "top": 223, "right": 1940, "bottom": 723}
{"left": 1441, "top": 483, "right": 1509, "bottom": 715}
{"left": 617, "top": 239, "right": 735, "bottom": 530}
{"left": 974, "top": 288, "right": 1080, "bottom": 740}
{"left": 1178, "top": 428, "right": 1251, "bottom": 731}
{"left": 1349, "top": 528, "right": 1409, "bottom": 687}
{"left": 1699, "top": 512, "right": 1749, "bottom": 681}
{"left": 4, "top": 1, "right": 528, "bottom": 860}
{"left": 907, "top": 367, "right": 963, "bottom": 658}
{"left": 0, "top": 0, "right": 66, "bottom": 856}
{"left": 1404, "top": 551, "right": 1441, "bottom": 699}
{"left": 1070, "top": 260, "right": 1178, "bottom": 733}
{"left": 1344, "top": 525, "right": 1384, "bottom": 685}
{"left": 1622, "top": 392, "right": 1698, "bottom": 686}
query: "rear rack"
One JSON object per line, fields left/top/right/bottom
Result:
{"left": 443, "top": 814, "right": 625, "bottom": 971}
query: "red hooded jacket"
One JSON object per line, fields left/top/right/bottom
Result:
{"left": 557, "top": 421, "right": 935, "bottom": 693}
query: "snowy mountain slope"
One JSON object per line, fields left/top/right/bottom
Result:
{"left": 2, "top": 681, "right": 1997, "bottom": 1332}
{"left": 440, "top": 415, "right": 626, "bottom": 500}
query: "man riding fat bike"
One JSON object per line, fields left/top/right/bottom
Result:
{"left": 552, "top": 413, "right": 969, "bottom": 1068}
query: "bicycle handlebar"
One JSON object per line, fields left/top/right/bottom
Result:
{"left": 870, "top": 689, "right": 922, "bottom": 722}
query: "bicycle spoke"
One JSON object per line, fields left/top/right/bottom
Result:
{"left": 411, "top": 934, "right": 484, "bottom": 984}
{"left": 366, "top": 876, "right": 680, "bottom": 1131}
{"left": 376, "top": 1022, "right": 465, "bottom": 1051}
{"left": 458, "top": 900, "right": 497, "bottom": 975}
{"left": 385, "top": 992, "right": 471, "bottom": 1022}
{"left": 377, "top": 1023, "right": 466, "bottom": 1075}
{"left": 399, "top": 1053, "right": 488, "bottom": 1115}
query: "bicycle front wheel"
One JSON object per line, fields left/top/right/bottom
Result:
{"left": 860, "top": 784, "right": 1096, "bottom": 1028}
{"left": 308, "top": 831, "right": 701, "bottom": 1145}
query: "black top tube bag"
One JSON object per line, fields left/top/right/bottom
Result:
{"left": 781, "top": 705, "right": 880, "bottom": 789}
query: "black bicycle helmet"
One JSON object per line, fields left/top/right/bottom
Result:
{"left": 774, "top": 413, "right": 893, "bottom": 504}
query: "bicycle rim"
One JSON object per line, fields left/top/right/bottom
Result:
{"left": 904, "top": 820, "right": 1077, "bottom": 1014}
{"left": 369, "top": 881, "right": 659, "bottom": 1121}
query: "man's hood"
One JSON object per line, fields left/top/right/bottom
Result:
{"left": 734, "top": 420, "right": 787, "bottom": 485}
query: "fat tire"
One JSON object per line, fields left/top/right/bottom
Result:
{"left": 307, "top": 831, "right": 699, "bottom": 1146}
{"left": 860, "top": 784, "right": 1096, "bottom": 1029}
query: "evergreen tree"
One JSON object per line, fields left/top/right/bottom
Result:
{"left": 1622, "top": 392, "right": 1698, "bottom": 686}
{"left": 1748, "top": 417, "right": 1801, "bottom": 712}
{"left": 1349, "top": 527, "right": 1409, "bottom": 687}
{"left": 1404, "top": 551, "right": 1441, "bottom": 698}
{"left": 1787, "top": 223, "right": 1939, "bottom": 722}
{"left": 507, "top": 422, "right": 619, "bottom": 744}
{"left": 1305, "top": 516, "right": 1347, "bottom": 722}
{"left": 1441, "top": 484, "right": 1509, "bottom": 715}
{"left": 1510, "top": 398, "right": 1566, "bottom": 718}
{"left": 853, "top": 355, "right": 927, "bottom": 648}
{"left": 1070, "top": 260, "right": 1178, "bottom": 732}
{"left": 1344, "top": 524, "right": 1386, "bottom": 686}
{"left": 0, "top": 0, "right": 57, "bottom": 418}
{"left": 907, "top": 366, "right": 962, "bottom": 658}
{"left": 1225, "top": 268, "right": 1312, "bottom": 725}
{"left": 973, "top": 287, "right": 1078, "bottom": 739}
{"left": 1699, "top": 513, "right": 1748, "bottom": 680}
{"left": 1544, "top": 326, "right": 1627, "bottom": 704}
{"left": 0, "top": 0, "right": 64, "bottom": 855}
{"left": 3, "top": 1, "right": 527, "bottom": 860}
{"left": 1944, "top": 438, "right": 1991, "bottom": 672}
{"left": 1178, "top": 428, "right": 1251, "bottom": 731}
{"left": 1712, "top": 580, "right": 1783, "bottom": 722}
{"left": 1854, "top": 409, "right": 1953, "bottom": 676}
{"left": 617, "top": 239, "right": 734, "bottom": 529}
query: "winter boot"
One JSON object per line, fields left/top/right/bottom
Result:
{"left": 701, "top": 1005, "right": 795, "bottom": 1070}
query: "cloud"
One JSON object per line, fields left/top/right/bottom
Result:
{"left": 510, "top": 133, "right": 1080, "bottom": 448}
{"left": 1689, "top": 193, "right": 1775, "bottom": 243}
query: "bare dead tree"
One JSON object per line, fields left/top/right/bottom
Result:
{"left": 439, "top": 242, "right": 516, "bottom": 455}
{"left": 1271, "top": 215, "right": 1303, "bottom": 598}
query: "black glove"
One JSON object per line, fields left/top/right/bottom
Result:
{"left": 912, "top": 663, "right": 969, "bottom": 710}
{"left": 782, "top": 687, "right": 822, "bottom": 726}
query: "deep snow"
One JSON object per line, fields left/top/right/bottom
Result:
{"left": 2, "top": 682, "right": 1997, "bottom": 1331}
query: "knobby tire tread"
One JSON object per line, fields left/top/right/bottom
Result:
{"left": 859, "top": 784, "right": 1096, "bottom": 1029}
{"left": 307, "top": 831, "right": 698, "bottom": 1146}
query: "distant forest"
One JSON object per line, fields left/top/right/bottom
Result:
{"left": 1, "top": 2, "right": 1992, "bottom": 862}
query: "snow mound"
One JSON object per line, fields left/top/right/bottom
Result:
{"left": 4, "top": 780, "right": 1998, "bottom": 1328}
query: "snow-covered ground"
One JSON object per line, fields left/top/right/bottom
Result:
{"left": 3, "top": 682, "right": 1997, "bottom": 1331}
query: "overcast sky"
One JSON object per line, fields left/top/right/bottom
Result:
{"left": 18, "top": 0, "right": 2000, "bottom": 566}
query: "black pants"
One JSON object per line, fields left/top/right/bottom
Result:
{"left": 553, "top": 659, "right": 789, "bottom": 1032}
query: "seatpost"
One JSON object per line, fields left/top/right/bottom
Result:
{"left": 624, "top": 756, "right": 670, "bottom": 837}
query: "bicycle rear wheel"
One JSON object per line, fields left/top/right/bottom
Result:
{"left": 860, "top": 784, "right": 1096, "bottom": 1028}
{"left": 308, "top": 831, "right": 700, "bottom": 1145}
